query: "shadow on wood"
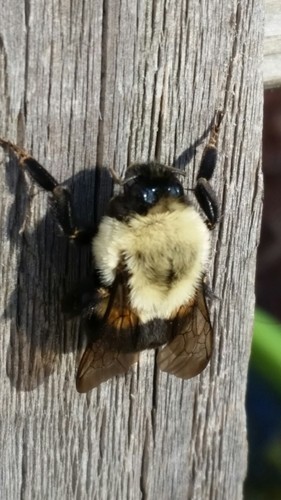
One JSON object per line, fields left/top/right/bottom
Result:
{"left": 2, "top": 159, "right": 113, "bottom": 391}
{"left": 1, "top": 123, "right": 216, "bottom": 393}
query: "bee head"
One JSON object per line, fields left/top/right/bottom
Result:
{"left": 122, "top": 163, "right": 184, "bottom": 207}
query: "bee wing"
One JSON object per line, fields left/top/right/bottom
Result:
{"left": 76, "top": 272, "right": 140, "bottom": 392}
{"left": 76, "top": 342, "right": 139, "bottom": 392}
{"left": 157, "top": 285, "right": 213, "bottom": 379}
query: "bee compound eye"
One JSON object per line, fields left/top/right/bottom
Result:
{"left": 141, "top": 186, "right": 158, "bottom": 204}
{"left": 125, "top": 181, "right": 158, "bottom": 205}
{"left": 167, "top": 182, "right": 184, "bottom": 197}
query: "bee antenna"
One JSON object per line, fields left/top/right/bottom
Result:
{"left": 109, "top": 167, "right": 140, "bottom": 186}
{"left": 109, "top": 167, "right": 125, "bottom": 185}
{"left": 109, "top": 164, "right": 187, "bottom": 185}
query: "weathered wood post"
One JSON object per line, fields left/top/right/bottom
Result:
{"left": 0, "top": 1, "right": 263, "bottom": 498}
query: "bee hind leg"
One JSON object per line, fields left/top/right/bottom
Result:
{"left": 0, "top": 139, "right": 96, "bottom": 244}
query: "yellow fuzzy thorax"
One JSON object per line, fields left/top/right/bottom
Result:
{"left": 92, "top": 200, "right": 210, "bottom": 322}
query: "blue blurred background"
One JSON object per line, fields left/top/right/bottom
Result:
{"left": 245, "top": 87, "right": 281, "bottom": 499}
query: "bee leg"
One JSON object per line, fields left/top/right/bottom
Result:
{"left": 194, "top": 179, "right": 219, "bottom": 229}
{"left": 0, "top": 139, "right": 96, "bottom": 244}
{"left": 62, "top": 272, "right": 101, "bottom": 317}
{"left": 49, "top": 186, "right": 96, "bottom": 244}
{"left": 194, "top": 111, "right": 223, "bottom": 228}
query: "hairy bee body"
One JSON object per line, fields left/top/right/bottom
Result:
{"left": 0, "top": 112, "right": 222, "bottom": 391}
{"left": 93, "top": 198, "right": 210, "bottom": 323}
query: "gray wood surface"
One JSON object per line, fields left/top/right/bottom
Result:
{"left": 0, "top": 1, "right": 263, "bottom": 499}
{"left": 264, "top": 0, "right": 281, "bottom": 88}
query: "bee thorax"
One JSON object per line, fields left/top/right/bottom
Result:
{"left": 92, "top": 202, "right": 210, "bottom": 322}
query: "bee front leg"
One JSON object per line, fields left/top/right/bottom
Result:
{"left": 194, "top": 111, "right": 223, "bottom": 229}
{"left": 0, "top": 139, "right": 96, "bottom": 244}
{"left": 194, "top": 178, "right": 219, "bottom": 229}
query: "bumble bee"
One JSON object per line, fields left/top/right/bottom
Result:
{"left": 0, "top": 112, "right": 222, "bottom": 392}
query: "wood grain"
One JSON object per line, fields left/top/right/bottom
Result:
{"left": 264, "top": 0, "right": 281, "bottom": 88}
{"left": 0, "top": 0, "right": 263, "bottom": 499}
